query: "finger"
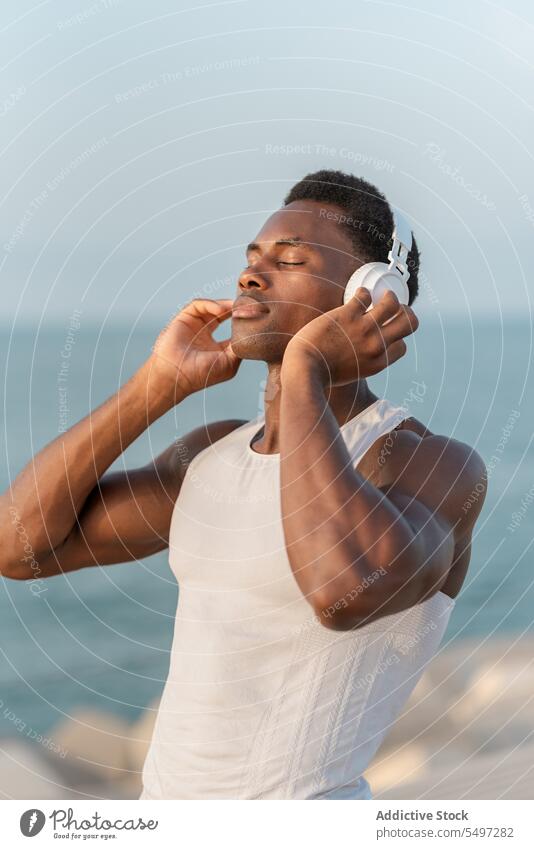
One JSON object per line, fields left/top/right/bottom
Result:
{"left": 383, "top": 338, "right": 407, "bottom": 366}
{"left": 345, "top": 285, "right": 372, "bottom": 314}
{"left": 183, "top": 298, "right": 234, "bottom": 323}
{"left": 366, "top": 289, "right": 401, "bottom": 326}
{"left": 380, "top": 304, "right": 419, "bottom": 344}
{"left": 220, "top": 338, "right": 241, "bottom": 362}
{"left": 212, "top": 299, "right": 235, "bottom": 321}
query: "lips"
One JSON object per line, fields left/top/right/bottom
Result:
{"left": 231, "top": 296, "right": 270, "bottom": 319}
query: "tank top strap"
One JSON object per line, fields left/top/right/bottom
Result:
{"left": 338, "top": 397, "right": 409, "bottom": 465}
{"left": 188, "top": 398, "right": 409, "bottom": 472}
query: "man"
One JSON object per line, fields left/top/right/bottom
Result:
{"left": 0, "top": 170, "right": 487, "bottom": 799}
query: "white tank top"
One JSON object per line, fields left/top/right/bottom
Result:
{"left": 140, "top": 398, "right": 455, "bottom": 800}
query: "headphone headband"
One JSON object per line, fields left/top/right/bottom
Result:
{"left": 388, "top": 208, "right": 412, "bottom": 284}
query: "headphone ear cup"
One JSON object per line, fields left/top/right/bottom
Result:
{"left": 343, "top": 262, "right": 389, "bottom": 306}
{"left": 343, "top": 263, "right": 410, "bottom": 308}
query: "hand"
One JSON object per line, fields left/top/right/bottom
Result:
{"left": 282, "top": 287, "right": 419, "bottom": 385}
{"left": 148, "top": 298, "right": 241, "bottom": 397}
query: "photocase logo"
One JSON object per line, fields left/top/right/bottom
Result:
{"left": 20, "top": 809, "right": 46, "bottom": 836}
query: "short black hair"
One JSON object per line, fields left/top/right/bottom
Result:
{"left": 284, "top": 169, "right": 419, "bottom": 305}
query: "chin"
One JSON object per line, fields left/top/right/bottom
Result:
{"left": 231, "top": 329, "right": 289, "bottom": 363}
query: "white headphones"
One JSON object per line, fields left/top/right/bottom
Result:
{"left": 343, "top": 208, "right": 412, "bottom": 309}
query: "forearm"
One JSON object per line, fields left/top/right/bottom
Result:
{"left": 1, "top": 358, "right": 187, "bottom": 560}
{"left": 279, "top": 358, "right": 434, "bottom": 619}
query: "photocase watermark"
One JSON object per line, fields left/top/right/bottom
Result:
{"left": 188, "top": 274, "right": 234, "bottom": 303}
{"left": 172, "top": 434, "right": 276, "bottom": 503}
{"left": 320, "top": 205, "right": 367, "bottom": 232}
{"left": 21, "top": 806, "right": 159, "bottom": 838}
{"left": 462, "top": 408, "right": 520, "bottom": 514}
{"left": 173, "top": 436, "right": 191, "bottom": 474}
{"left": 165, "top": 276, "right": 235, "bottom": 324}
{"left": 293, "top": 567, "right": 388, "bottom": 634}
{"left": 114, "top": 56, "right": 261, "bottom": 102}
{"left": 50, "top": 807, "right": 158, "bottom": 834}
{"left": 507, "top": 481, "right": 534, "bottom": 534}
{"left": 398, "top": 380, "right": 427, "bottom": 415}
{"left": 351, "top": 619, "right": 438, "bottom": 691}
{"left": 3, "top": 139, "right": 108, "bottom": 254}
{"left": 56, "top": 0, "right": 124, "bottom": 31}
{"left": 322, "top": 566, "right": 388, "bottom": 620}
{"left": 287, "top": 619, "right": 438, "bottom": 733}
{"left": 422, "top": 142, "right": 496, "bottom": 212}
{"left": 265, "top": 143, "right": 394, "bottom": 172}
{"left": 319, "top": 206, "right": 394, "bottom": 241}
{"left": 58, "top": 309, "right": 83, "bottom": 434}
{"left": 0, "top": 85, "right": 26, "bottom": 118}
{"left": 320, "top": 208, "right": 433, "bottom": 306}
{"left": 188, "top": 465, "right": 275, "bottom": 504}
{"left": 416, "top": 267, "right": 439, "bottom": 306}
{"left": 318, "top": 208, "right": 416, "bottom": 268}
{"left": 0, "top": 698, "right": 68, "bottom": 758}
{"left": 3, "top": 187, "right": 48, "bottom": 254}
{"left": 518, "top": 193, "right": 534, "bottom": 229}
{"left": 7, "top": 507, "right": 47, "bottom": 594}
{"left": 47, "top": 138, "right": 109, "bottom": 191}
{"left": 20, "top": 809, "right": 46, "bottom": 837}
{"left": 377, "top": 380, "right": 427, "bottom": 467}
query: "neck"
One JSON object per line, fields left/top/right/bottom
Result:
{"left": 250, "top": 364, "right": 378, "bottom": 455}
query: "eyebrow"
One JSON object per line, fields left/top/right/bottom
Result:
{"left": 246, "top": 237, "right": 309, "bottom": 252}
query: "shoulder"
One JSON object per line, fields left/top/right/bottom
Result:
{"left": 376, "top": 419, "right": 488, "bottom": 538}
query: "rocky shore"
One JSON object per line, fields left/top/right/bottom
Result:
{"left": 1, "top": 635, "right": 533, "bottom": 800}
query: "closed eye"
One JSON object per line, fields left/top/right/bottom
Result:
{"left": 278, "top": 261, "right": 305, "bottom": 266}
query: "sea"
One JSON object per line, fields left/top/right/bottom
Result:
{"left": 0, "top": 316, "right": 533, "bottom": 737}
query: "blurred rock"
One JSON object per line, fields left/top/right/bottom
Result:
{"left": 366, "top": 743, "right": 428, "bottom": 793}
{"left": 50, "top": 709, "right": 132, "bottom": 784}
{"left": 368, "top": 636, "right": 534, "bottom": 799}
{"left": 0, "top": 740, "right": 67, "bottom": 799}
{"left": 452, "top": 658, "right": 534, "bottom": 723}
{"left": 376, "top": 741, "right": 534, "bottom": 800}
{"left": 125, "top": 698, "right": 160, "bottom": 774}
{"left": 3, "top": 637, "right": 534, "bottom": 800}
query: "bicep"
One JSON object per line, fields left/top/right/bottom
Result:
{"left": 383, "top": 486, "right": 456, "bottom": 597}
{"left": 40, "top": 445, "right": 182, "bottom": 577}
{"left": 379, "top": 432, "right": 486, "bottom": 593}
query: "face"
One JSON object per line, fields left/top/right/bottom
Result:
{"left": 231, "top": 200, "right": 358, "bottom": 362}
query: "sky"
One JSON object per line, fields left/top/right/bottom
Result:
{"left": 1, "top": 0, "right": 533, "bottom": 326}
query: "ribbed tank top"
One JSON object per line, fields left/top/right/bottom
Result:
{"left": 140, "top": 397, "right": 455, "bottom": 800}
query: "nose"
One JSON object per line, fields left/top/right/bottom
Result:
{"left": 238, "top": 265, "right": 269, "bottom": 292}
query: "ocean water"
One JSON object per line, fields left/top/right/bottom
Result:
{"left": 0, "top": 316, "right": 533, "bottom": 737}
